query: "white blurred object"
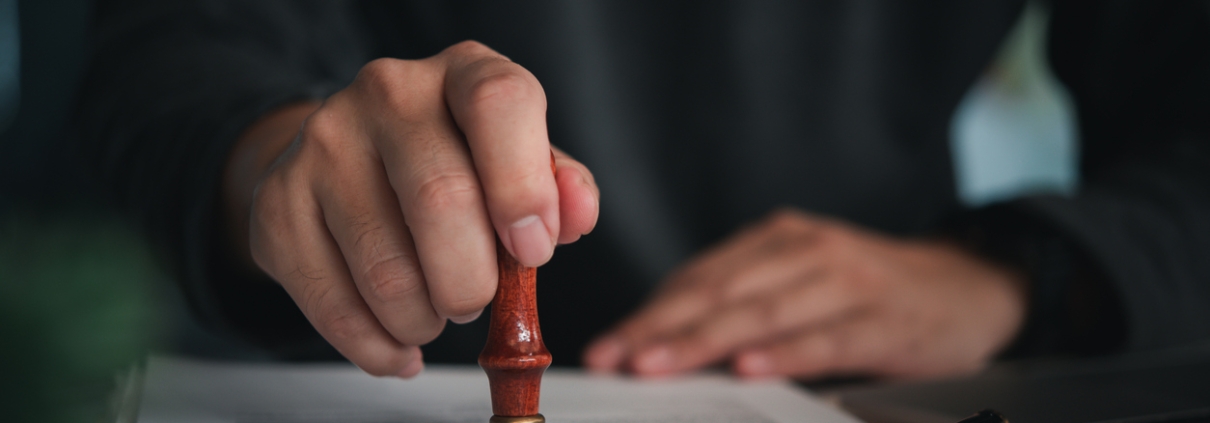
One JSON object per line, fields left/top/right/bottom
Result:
{"left": 950, "top": 2, "right": 1079, "bottom": 207}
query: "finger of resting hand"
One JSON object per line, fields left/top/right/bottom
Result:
{"left": 710, "top": 232, "right": 828, "bottom": 301}
{"left": 441, "top": 41, "right": 559, "bottom": 267}
{"left": 256, "top": 200, "right": 424, "bottom": 378}
{"left": 659, "top": 220, "right": 777, "bottom": 292}
{"left": 732, "top": 313, "right": 890, "bottom": 380}
{"left": 552, "top": 147, "right": 599, "bottom": 244}
{"left": 318, "top": 159, "right": 448, "bottom": 345}
{"left": 365, "top": 59, "right": 499, "bottom": 321}
{"left": 583, "top": 286, "right": 717, "bottom": 372}
{"left": 607, "top": 227, "right": 803, "bottom": 343}
{"left": 590, "top": 229, "right": 827, "bottom": 372}
{"left": 658, "top": 211, "right": 825, "bottom": 305}
{"left": 631, "top": 274, "right": 860, "bottom": 376}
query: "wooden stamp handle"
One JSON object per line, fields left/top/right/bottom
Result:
{"left": 479, "top": 242, "right": 551, "bottom": 417}
{"left": 478, "top": 154, "right": 557, "bottom": 418}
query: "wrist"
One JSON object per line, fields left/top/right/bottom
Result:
{"left": 926, "top": 238, "right": 1031, "bottom": 357}
{"left": 222, "top": 101, "right": 322, "bottom": 265}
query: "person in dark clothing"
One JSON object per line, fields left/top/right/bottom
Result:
{"left": 78, "top": 0, "right": 1210, "bottom": 380}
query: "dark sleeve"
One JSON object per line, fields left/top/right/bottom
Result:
{"left": 77, "top": 0, "right": 373, "bottom": 355}
{"left": 958, "top": 0, "right": 1210, "bottom": 355}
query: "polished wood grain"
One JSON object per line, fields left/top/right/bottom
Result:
{"left": 479, "top": 240, "right": 552, "bottom": 417}
{"left": 478, "top": 155, "right": 557, "bottom": 419}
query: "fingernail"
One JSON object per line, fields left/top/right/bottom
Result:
{"left": 736, "top": 352, "right": 773, "bottom": 377}
{"left": 634, "top": 346, "right": 674, "bottom": 374}
{"left": 580, "top": 174, "right": 597, "bottom": 236}
{"left": 508, "top": 215, "right": 553, "bottom": 266}
{"left": 398, "top": 358, "right": 424, "bottom": 378}
{"left": 585, "top": 338, "right": 625, "bottom": 371}
{"left": 449, "top": 309, "right": 483, "bottom": 324}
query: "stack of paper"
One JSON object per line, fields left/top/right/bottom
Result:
{"left": 132, "top": 356, "right": 862, "bottom": 423}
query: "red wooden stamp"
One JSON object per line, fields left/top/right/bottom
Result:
{"left": 478, "top": 154, "right": 557, "bottom": 423}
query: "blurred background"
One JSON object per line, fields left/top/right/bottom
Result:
{"left": 0, "top": 1, "right": 1074, "bottom": 422}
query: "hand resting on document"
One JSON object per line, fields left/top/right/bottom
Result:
{"left": 585, "top": 209, "right": 1028, "bottom": 381}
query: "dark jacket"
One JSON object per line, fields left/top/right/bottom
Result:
{"left": 79, "top": 0, "right": 1210, "bottom": 365}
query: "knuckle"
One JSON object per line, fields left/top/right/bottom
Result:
{"left": 411, "top": 171, "right": 481, "bottom": 213}
{"left": 323, "top": 312, "right": 365, "bottom": 343}
{"left": 465, "top": 69, "right": 544, "bottom": 112}
{"left": 816, "top": 226, "right": 853, "bottom": 254}
{"left": 433, "top": 290, "right": 494, "bottom": 319}
{"left": 445, "top": 40, "right": 494, "bottom": 57}
{"left": 362, "top": 253, "right": 426, "bottom": 304}
{"left": 767, "top": 208, "right": 799, "bottom": 224}
{"left": 252, "top": 162, "right": 311, "bottom": 220}
{"left": 297, "top": 113, "right": 352, "bottom": 164}
{"left": 316, "top": 304, "right": 369, "bottom": 344}
{"left": 358, "top": 57, "right": 408, "bottom": 89}
{"left": 355, "top": 58, "right": 432, "bottom": 114}
{"left": 574, "top": 164, "right": 599, "bottom": 192}
{"left": 251, "top": 172, "right": 285, "bottom": 207}
{"left": 488, "top": 171, "right": 551, "bottom": 208}
{"left": 766, "top": 208, "right": 807, "bottom": 230}
{"left": 831, "top": 227, "right": 858, "bottom": 248}
{"left": 298, "top": 108, "right": 342, "bottom": 142}
{"left": 402, "top": 319, "right": 447, "bottom": 346}
{"left": 249, "top": 179, "right": 283, "bottom": 231}
{"left": 248, "top": 175, "right": 300, "bottom": 275}
{"left": 769, "top": 207, "right": 798, "bottom": 224}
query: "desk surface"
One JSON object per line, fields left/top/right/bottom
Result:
{"left": 828, "top": 344, "right": 1210, "bottom": 423}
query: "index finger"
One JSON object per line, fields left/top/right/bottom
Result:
{"left": 441, "top": 41, "right": 559, "bottom": 267}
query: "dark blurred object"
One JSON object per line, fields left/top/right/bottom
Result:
{"left": 0, "top": 0, "right": 93, "bottom": 207}
{"left": 0, "top": 1, "right": 168, "bottom": 423}
{"left": 832, "top": 344, "right": 1210, "bottom": 423}
{"left": 958, "top": 410, "right": 1008, "bottom": 423}
{"left": 0, "top": 210, "right": 164, "bottom": 423}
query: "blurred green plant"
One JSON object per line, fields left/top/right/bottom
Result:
{"left": 0, "top": 207, "right": 164, "bottom": 423}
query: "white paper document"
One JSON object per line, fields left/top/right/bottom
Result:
{"left": 136, "top": 356, "right": 862, "bottom": 423}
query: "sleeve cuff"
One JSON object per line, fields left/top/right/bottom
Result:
{"left": 943, "top": 200, "right": 1127, "bottom": 358}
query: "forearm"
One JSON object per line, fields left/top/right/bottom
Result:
{"left": 945, "top": 203, "right": 1126, "bottom": 356}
